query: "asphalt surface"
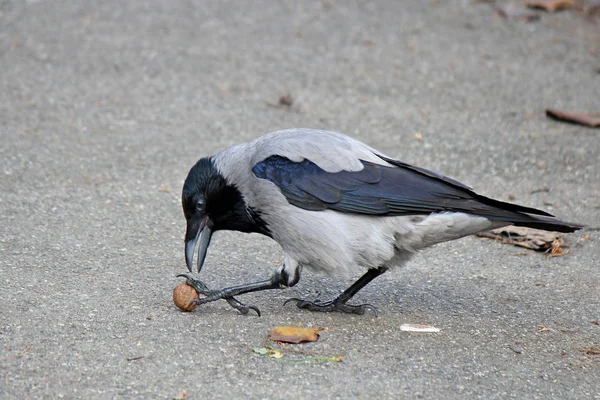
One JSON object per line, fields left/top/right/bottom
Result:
{"left": 1, "top": 1, "right": 599, "bottom": 399}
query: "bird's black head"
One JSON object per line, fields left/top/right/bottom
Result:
{"left": 182, "top": 157, "right": 269, "bottom": 273}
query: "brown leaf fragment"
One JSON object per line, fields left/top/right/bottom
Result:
{"left": 268, "top": 326, "right": 324, "bottom": 344}
{"left": 579, "top": 346, "right": 600, "bottom": 355}
{"left": 547, "top": 238, "right": 565, "bottom": 257}
{"left": 173, "top": 389, "right": 191, "bottom": 400}
{"left": 537, "top": 325, "right": 551, "bottom": 332}
{"left": 279, "top": 95, "right": 294, "bottom": 107}
{"left": 266, "top": 95, "right": 294, "bottom": 110}
{"left": 525, "top": 0, "right": 578, "bottom": 12}
{"left": 546, "top": 109, "right": 600, "bottom": 127}
{"left": 477, "top": 226, "right": 568, "bottom": 254}
{"left": 497, "top": 4, "right": 541, "bottom": 20}
{"left": 586, "top": 0, "right": 600, "bottom": 15}
{"left": 536, "top": 161, "right": 546, "bottom": 169}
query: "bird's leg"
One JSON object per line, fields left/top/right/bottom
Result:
{"left": 178, "top": 266, "right": 299, "bottom": 316}
{"left": 285, "top": 267, "right": 386, "bottom": 315}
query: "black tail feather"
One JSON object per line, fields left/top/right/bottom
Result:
{"left": 503, "top": 214, "right": 583, "bottom": 233}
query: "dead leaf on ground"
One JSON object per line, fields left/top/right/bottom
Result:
{"left": 477, "top": 226, "right": 568, "bottom": 256}
{"left": 253, "top": 346, "right": 284, "bottom": 358}
{"left": 546, "top": 109, "right": 600, "bottom": 128}
{"left": 586, "top": 0, "right": 600, "bottom": 15}
{"left": 266, "top": 95, "right": 295, "bottom": 110}
{"left": 497, "top": 4, "right": 541, "bottom": 20}
{"left": 173, "top": 389, "right": 191, "bottom": 400}
{"left": 400, "top": 324, "right": 441, "bottom": 333}
{"left": 268, "top": 326, "right": 324, "bottom": 344}
{"left": 279, "top": 95, "right": 294, "bottom": 107}
{"left": 525, "top": 0, "right": 579, "bottom": 12}
{"left": 537, "top": 325, "right": 551, "bottom": 332}
{"left": 579, "top": 345, "right": 600, "bottom": 355}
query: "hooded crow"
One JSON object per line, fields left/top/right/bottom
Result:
{"left": 179, "top": 129, "right": 582, "bottom": 315}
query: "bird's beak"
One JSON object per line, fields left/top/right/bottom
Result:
{"left": 185, "top": 216, "right": 213, "bottom": 273}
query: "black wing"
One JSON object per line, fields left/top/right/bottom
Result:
{"left": 251, "top": 155, "right": 582, "bottom": 233}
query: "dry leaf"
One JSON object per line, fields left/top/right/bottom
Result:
{"left": 477, "top": 226, "right": 568, "bottom": 254}
{"left": 279, "top": 95, "right": 294, "bottom": 107}
{"left": 253, "top": 346, "right": 285, "bottom": 359}
{"left": 586, "top": 0, "right": 600, "bottom": 15}
{"left": 266, "top": 95, "right": 294, "bottom": 110}
{"left": 580, "top": 346, "right": 600, "bottom": 355}
{"left": 173, "top": 389, "right": 191, "bottom": 400}
{"left": 546, "top": 109, "right": 600, "bottom": 128}
{"left": 268, "top": 326, "right": 324, "bottom": 344}
{"left": 497, "top": 4, "right": 541, "bottom": 20}
{"left": 252, "top": 345, "right": 283, "bottom": 358}
{"left": 525, "top": 0, "right": 578, "bottom": 12}
{"left": 400, "top": 324, "right": 441, "bottom": 333}
{"left": 537, "top": 325, "right": 551, "bottom": 332}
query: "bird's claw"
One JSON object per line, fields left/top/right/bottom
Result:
{"left": 177, "top": 273, "right": 260, "bottom": 316}
{"left": 224, "top": 297, "right": 261, "bottom": 317}
{"left": 177, "top": 273, "right": 211, "bottom": 295}
{"left": 284, "top": 297, "right": 378, "bottom": 316}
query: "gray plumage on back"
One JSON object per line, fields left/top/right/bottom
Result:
{"left": 180, "top": 129, "right": 582, "bottom": 315}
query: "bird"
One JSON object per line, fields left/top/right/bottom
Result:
{"left": 179, "top": 128, "right": 582, "bottom": 316}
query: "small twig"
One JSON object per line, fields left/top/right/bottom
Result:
{"left": 530, "top": 187, "right": 550, "bottom": 194}
{"left": 126, "top": 356, "right": 145, "bottom": 362}
{"left": 17, "top": 344, "right": 33, "bottom": 358}
{"left": 508, "top": 346, "right": 522, "bottom": 354}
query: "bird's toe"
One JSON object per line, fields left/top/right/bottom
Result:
{"left": 284, "top": 297, "right": 377, "bottom": 315}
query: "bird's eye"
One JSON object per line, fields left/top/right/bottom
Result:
{"left": 196, "top": 198, "right": 205, "bottom": 211}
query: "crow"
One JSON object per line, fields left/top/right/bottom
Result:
{"left": 179, "top": 129, "right": 582, "bottom": 315}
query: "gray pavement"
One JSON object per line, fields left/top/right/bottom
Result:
{"left": 1, "top": 1, "right": 599, "bottom": 398}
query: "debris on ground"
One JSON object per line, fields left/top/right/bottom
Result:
{"left": 579, "top": 346, "right": 600, "bottom": 355}
{"left": 253, "top": 346, "right": 284, "bottom": 359}
{"left": 525, "top": 0, "right": 579, "bottom": 12}
{"left": 400, "top": 324, "right": 441, "bottom": 333}
{"left": 477, "top": 226, "right": 569, "bottom": 256}
{"left": 546, "top": 109, "right": 600, "bottom": 128}
{"left": 268, "top": 326, "right": 324, "bottom": 344}
{"left": 253, "top": 341, "right": 343, "bottom": 363}
{"left": 497, "top": 4, "right": 541, "bottom": 20}
{"left": 267, "top": 94, "right": 294, "bottom": 109}
{"left": 173, "top": 389, "right": 191, "bottom": 400}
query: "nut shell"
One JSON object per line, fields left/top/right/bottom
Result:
{"left": 173, "top": 283, "right": 199, "bottom": 311}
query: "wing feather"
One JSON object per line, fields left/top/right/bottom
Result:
{"left": 252, "top": 155, "right": 556, "bottom": 223}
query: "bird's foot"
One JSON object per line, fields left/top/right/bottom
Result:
{"left": 177, "top": 273, "right": 261, "bottom": 316}
{"left": 284, "top": 297, "right": 378, "bottom": 315}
